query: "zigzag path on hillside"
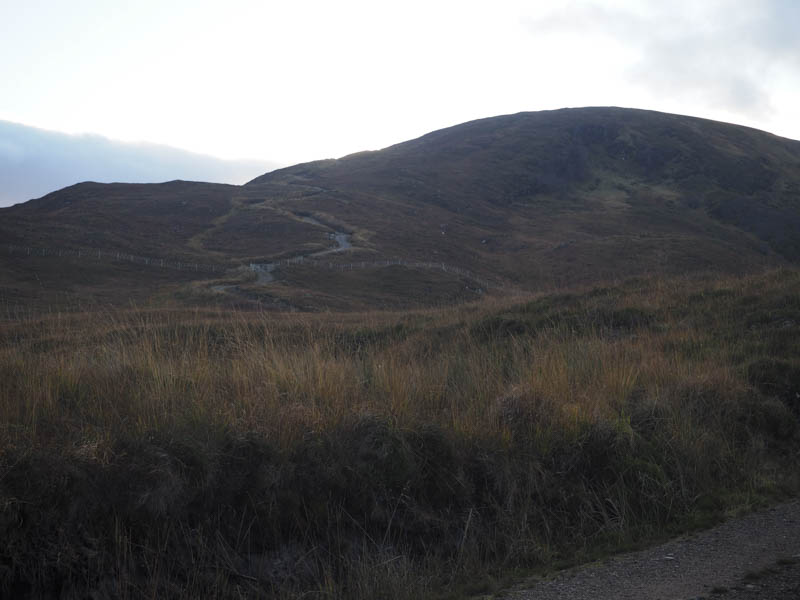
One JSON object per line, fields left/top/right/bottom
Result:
{"left": 5, "top": 232, "right": 510, "bottom": 296}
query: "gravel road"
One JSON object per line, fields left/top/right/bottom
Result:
{"left": 713, "top": 558, "right": 800, "bottom": 598}
{"left": 509, "top": 500, "right": 800, "bottom": 600}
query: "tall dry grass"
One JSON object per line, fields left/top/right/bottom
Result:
{"left": 1, "top": 269, "right": 799, "bottom": 597}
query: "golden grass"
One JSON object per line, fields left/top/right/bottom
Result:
{"left": 0, "top": 270, "right": 794, "bottom": 449}
{"left": 1, "top": 269, "right": 799, "bottom": 598}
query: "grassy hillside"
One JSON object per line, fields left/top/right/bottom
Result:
{"left": 3, "top": 108, "right": 800, "bottom": 598}
{"left": 2, "top": 108, "right": 800, "bottom": 308}
{"left": 247, "top": 108, "right": 800, "bottom": 286}
{"left": 2, "top": 269, "right": 799, "bottom": 597}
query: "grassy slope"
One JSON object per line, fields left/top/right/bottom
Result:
{"left": 0, "top": 181, "right": 334, "bottom": 307}
{"left": 1, "top": 269, "right": 799, "bottom": 598}
{"left": 247, "top": 107, "right": 800, "bottom": 286}
{"left": 2, "top": 108, "right": 800, "bottom": 309}
{"left": 0, "top": 180, "right": 329, "bottom": 264}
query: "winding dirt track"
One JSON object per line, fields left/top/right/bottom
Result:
{"left": 510, "top": 500, "right": 800, "bottom": 600}
{"left": 211, "top": 214, "right": 351, "bottom": 295}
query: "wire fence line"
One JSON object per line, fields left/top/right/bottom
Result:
{"left": 4, "top": 243, "right": 504, "bottom": 290}
{"left": 249, "top": 258, "right": 500, "bottom": 290}
{"left": 5, "top": 243, "right": 223, "bottom": 273}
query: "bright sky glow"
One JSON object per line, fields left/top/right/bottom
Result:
{"left": 2, "top": 0, "right": 798, "bottom": 164}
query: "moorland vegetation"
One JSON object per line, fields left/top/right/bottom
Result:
{"left": 3, "top": 107, "right": 800, "bottom": 597}
{"left": 2, "top": 269, "right": 799, "bottom": 598}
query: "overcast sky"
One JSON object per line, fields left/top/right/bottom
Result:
{"left": 1, "top": 0, "right": 798, "bottom": 165}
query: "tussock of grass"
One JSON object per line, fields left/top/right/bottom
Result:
{"left": 1, "top": 270, "right": 799, "bottom": 597}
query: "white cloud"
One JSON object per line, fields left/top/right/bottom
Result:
{"left": 1, "top": 0, "right": 799, "bottom": 165}
{"left": 524, "top": 1, "right": 800, "bottom": 127}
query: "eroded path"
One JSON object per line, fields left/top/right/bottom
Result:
{"left": 210, "top": 212, "right": 352, "bottom": 297}
{"left": 509, "top": 500, "right": 800, "bottom": 600}
{"left": 245, "top": 215, "right": 352, "bottom": 284}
